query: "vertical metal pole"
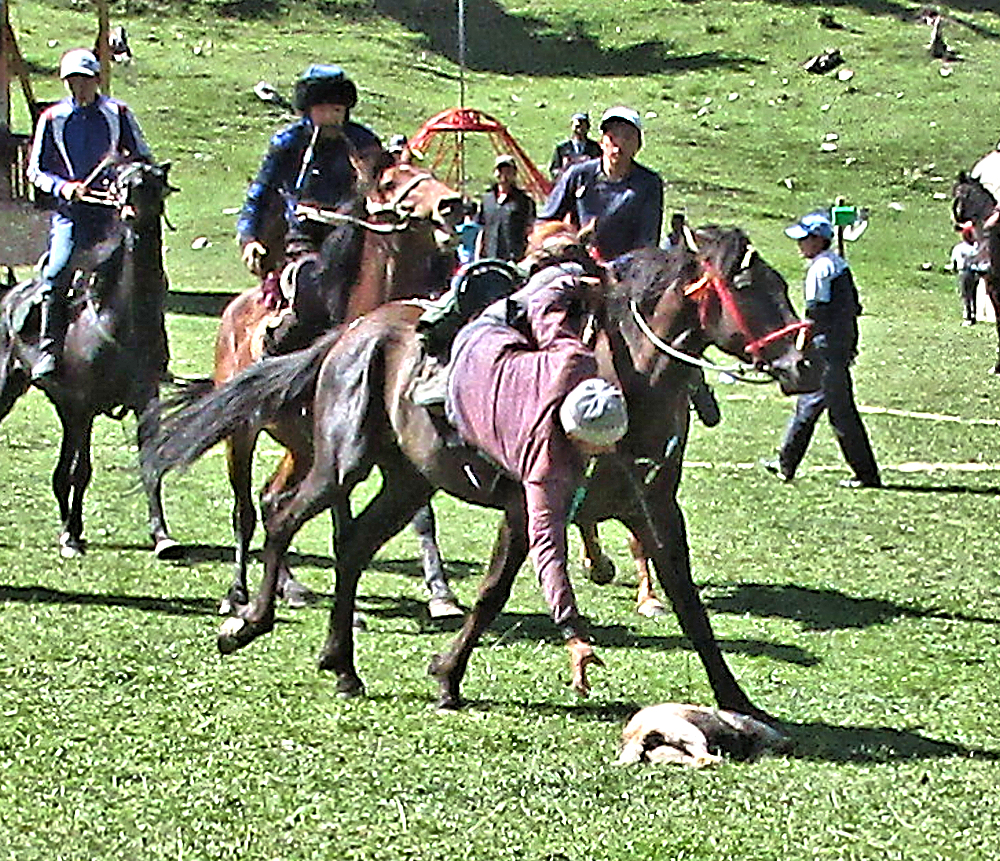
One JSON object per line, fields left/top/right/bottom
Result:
{"left": 457, "top": 0, "right": 466, "bottom": 199}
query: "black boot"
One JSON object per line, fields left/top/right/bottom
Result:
{"left": 32, "top": 287, "right": 66, "bottom": 380}
{"left": 690, "top": 378, "right": 721, "bottom": 427}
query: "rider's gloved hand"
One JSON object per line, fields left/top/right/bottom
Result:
{"left": 241, "top": 240, "right": 267, "bottom": 277}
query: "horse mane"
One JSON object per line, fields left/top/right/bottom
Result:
{"left": 522, "top": 222, "right": 603, "bottom": 277}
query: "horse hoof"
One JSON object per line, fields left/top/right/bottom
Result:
{"left": 435, "top": 692, "right": 463, "bottom": 711}
{"left": 637, "top": 597, "right": 667, "bottom": 618}
{"left": 428, "top": 597, "right": 464, "bottom": 619}
{"left": 58, "top": 532, "right": 85, "bottom": 559}
{"left": 281, "top": 578, "right": 314, "bottom": 610}
{"left": 153, "top": 537, "right": 182, "bottom": 560}
{"left": 352, "top": 611, "right": 367, "bottom": 631}
{"left": 217, "top": 616, "right": 267, "bottom": 654}
{"left": 336, "top": 678, "right": 366, "bottom": 699}
{"left": 583, "top": 553, "right": 616, "bottom": 586}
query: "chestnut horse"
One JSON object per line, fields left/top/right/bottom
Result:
{"left": 211, "top": 155, "right": 463, "bottom": 613}
{"left": 952, "top": 171, "right": 1000, "bottom": 373}
{"left": 0, "top": 160, "right": 177, "bottom": 557}
{"left": 145, "top": 225, "right": 817, "bottom": 718}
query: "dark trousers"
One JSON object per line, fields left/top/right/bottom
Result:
{"left": 778, "top": 357, "right": 880, "bottom": 483}
{"left": 958, "top": 268, "right": 978, "bottom": 322}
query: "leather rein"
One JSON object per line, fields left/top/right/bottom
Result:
{"left": 629, "top": 240, "right": 810, "bottom": 382}
{"left": 294, "top": 172, "right": 438, "bottom": 235}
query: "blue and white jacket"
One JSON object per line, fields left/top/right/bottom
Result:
{"left": 28, "top": 94, "right": 151, "bottom": 216}
{"left": 236, "top": 117, "right": 381, "bottom": 246}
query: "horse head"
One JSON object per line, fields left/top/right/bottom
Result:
{"left": 952, "top": 171, "right": 996, "bottom": 229}
{"left": 610, "top": 227, "right": 819, "bottom": 397}
{"left": 364, "top": 155, "right": 463, "bottom": 250}
{"left": 109, "top": 159, "right": 176, "bottom": 228}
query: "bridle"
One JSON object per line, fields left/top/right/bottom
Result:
{"left": 630, "top": 243, "right": 810, "bottom": 382}
{"left": 295, "top": 170, "right": 446, "bottom": 236}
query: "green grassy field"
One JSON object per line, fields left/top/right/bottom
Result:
{"left": 3, "top": 1, "right": 1000, "bottom": 859}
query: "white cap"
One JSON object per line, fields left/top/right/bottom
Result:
{"left": 559, "top": 378, "right": 628, "bottom": 447}
{"left": 600, "top": 106, "right": 643, "bottom": 138}
{"left": 60, "top": 48, "right": 100, "bottom": 79}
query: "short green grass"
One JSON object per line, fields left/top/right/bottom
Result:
{"left": 3, "top": 1, "right": 1000, "bottom": 859}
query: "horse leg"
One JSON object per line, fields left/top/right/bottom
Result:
{"left": 317, "top": 475, "right": 434, "bottom": 697}
{"left": 136, "top": 393, "right": 180, "bottom": 560}
{"left": 259, "top": 449, "right": 315, "bottom": 609}
{"left": 988, "top": 278, "right": 1000, "bottom": 375}
{"left": 410, "top": 502, "right": 462, "bottom": 618}
{"left": 54, "top": 409, "right": 92, "bottom": 558}
{"left": 630, "top": 531, "right": 666, "bottom": 618}
{"left": 220, "top": 428, "right": 257, "bottom": 615}
{"left": 577, "top": 522, "right": 616, "bottom": 585}
{"left": 632, "top": 500, "right": 770, "bottom": 722}
{"left": 217, "top": 461, "right": 336, "bottom": 655}
{"left": 429, "top": 502, "right": 528, "bottom": 710}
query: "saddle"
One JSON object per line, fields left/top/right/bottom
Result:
{"left": 409, "top": 259, "right": 524, "bottom": 409}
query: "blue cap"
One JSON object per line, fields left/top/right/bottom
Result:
{"left": 785, "top": 211, "right": 834, "bottom": 240}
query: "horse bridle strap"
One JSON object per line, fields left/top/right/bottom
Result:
{"left": 629, "top": 298, "right": 765, "bottom": 379}
{"left": 296, "top": 173, "right": 437, "bottom": 234}
{"left": 295, "top": 202, "right": 408, "bottom": 234}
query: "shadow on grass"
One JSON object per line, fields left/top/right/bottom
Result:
{"left": 785, "top": 721, "right": 1000, "bottom": 763}
{"left": 370, "top": 0, "right": 763, "bottom": 76}
{"left": 359, "top": 599, "right": 818, "bottom": 665}
{"left": 882, "top": 482, "right": 1000, "bottom": 497}
{"left": 165, "top": 290, "right": 238, "bottom": 318}
{"left": 707, "top": 582, "right": 1000, "bottom": 631}
{"left": 162, "top": 543, "right": 482, "bottom": 582}
{"left": 0, "top": 583, "right": 217, "bottom": 617}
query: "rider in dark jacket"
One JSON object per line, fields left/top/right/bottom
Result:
{"left": 237, "top": 65, "right": 383, "bottom": 351}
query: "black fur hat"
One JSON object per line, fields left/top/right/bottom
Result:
{"left": 294, "top": 65, "right": 358, "bottom": 113}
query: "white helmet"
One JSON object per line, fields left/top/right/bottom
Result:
{"left": 59, "top": 48, "right": 100, "bottom": 79}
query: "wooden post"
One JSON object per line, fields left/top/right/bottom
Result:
{"left": 95, "top": 0, "right": 110, "bottom": 94}
{"left": 1, "top": 0, "right": 10, "bottom": 130}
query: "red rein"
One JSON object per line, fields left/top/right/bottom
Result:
{"left": 684, "top": 262, "right": 811, "bottom": 362}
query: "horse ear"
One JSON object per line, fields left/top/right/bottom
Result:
{"left": 957, "top": 170, "right": 969, "bottom": 182}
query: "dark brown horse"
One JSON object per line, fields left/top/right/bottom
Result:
{"left": 210, "top": 155, "right": 464, "bottom": 613}
{"left": 953, "top": 171, "right": 1000, "bottom": 373}
{"left": 0, "top": 160, "right": 177, "bottom": 557}
{"left": 145, "top": 225, "right": 817, "bottom": 718}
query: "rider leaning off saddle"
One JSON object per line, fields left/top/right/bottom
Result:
{"left": 446, "top": 259, "right": 628, "bottom": 695}
{"left": 236, "top": 64, "right": 382, "bottom": 353}
{"left": 26, "top": 48, "right": 153, "bottom": 381}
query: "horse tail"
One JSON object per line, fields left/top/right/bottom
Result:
{"left": 142, "top": 331, "right": 338, "bottom": 481}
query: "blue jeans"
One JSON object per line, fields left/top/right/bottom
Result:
{"left": 38, "top": 210, "right": 115, "bottom": 355}
{"left": 778, "top": 356, "right": 880, "bottom": 484}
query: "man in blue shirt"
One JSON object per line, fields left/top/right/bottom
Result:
{"left": 538, "top": 106, "right": 663, "bottom": 263}
{"left": 762, "top": 211, "right": 881, "bottom": 488}
{"left": 27, "top": 48, "right": 152, "bottom": 380}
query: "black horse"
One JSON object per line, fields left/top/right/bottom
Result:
{"left": 145, "top": 225, "right": 818, "bottom": 719}
{"left": 0, "top": 160, "right": 178, "bottom": 557}
{"left": 952, "top": 171, "right": 1000, "bottom": 373}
